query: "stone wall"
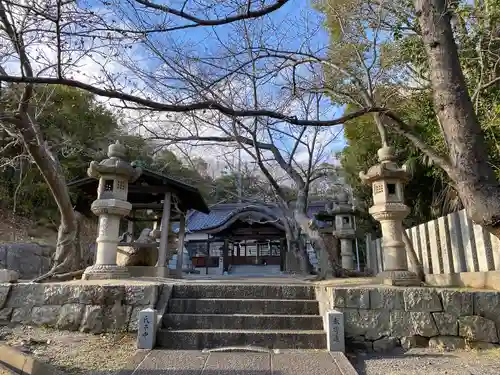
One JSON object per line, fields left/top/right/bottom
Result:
{"left": 317, "top": 285, "right": 500, "bottom": 351}
{"left": 0, "top": 282, "right": 170, "bottom": 333}
{"left": 0, "top": 243, "right": 53, "bottom": 279}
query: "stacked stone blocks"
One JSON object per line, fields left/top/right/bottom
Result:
{"left": 329, "top": 286, "right": 500, "bottom": 351}
{"left": 0, "top": 283, "right": 166, "bottom": 333}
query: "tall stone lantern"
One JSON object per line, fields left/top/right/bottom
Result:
{"left": 82, "top": 141, "right": 142, "bottom": 280}
{"left": 332, "top": 191, "right": 355, "bottom": 270}
{"left": 359, "top": 146, "right": 419, "bottom": 286}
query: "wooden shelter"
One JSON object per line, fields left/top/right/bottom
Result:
{"left": 68, "top": 168, "right": 210, "bottom": 277}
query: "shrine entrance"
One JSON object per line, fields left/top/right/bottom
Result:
{"left": 185, "top": 204, "right": 288, "bottom": 275}
{"left": 216, "top": 220, "right": 287, "bottom": 273}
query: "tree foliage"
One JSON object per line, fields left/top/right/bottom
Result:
{"left": 319, "top": 0, "right": 500, "bottom": 228}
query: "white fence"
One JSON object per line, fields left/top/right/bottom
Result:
{"left": 366, "top": 210, "right": 500, "bottom": 275}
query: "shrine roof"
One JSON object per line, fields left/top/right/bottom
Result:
{"left": 68, "top": 168, "right": 209, "bottom": 215}
{"left": 178, "top": 201, "right": 330, "bottom": 234}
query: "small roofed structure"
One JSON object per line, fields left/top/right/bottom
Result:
{"left": 69, "top": 166, "right": 209, "bottom": 278}
{"left": 70, "top": 168, "right": 209, "bottom": 217}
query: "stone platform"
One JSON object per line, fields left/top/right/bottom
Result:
{"left": 118, "top": 349, "right": 358, "bottom": 375}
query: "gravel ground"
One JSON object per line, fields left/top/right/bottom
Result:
{"left": 350, "top": 347, "right": 500, "bottom": 375}
{"left": 0, "top": 325, "right": 137, "bottom": 375}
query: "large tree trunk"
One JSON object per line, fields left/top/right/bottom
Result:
{"left": 416, "top": 0, "right": 500, "bottom": 237}
{"left": 283, "top": 216, "right": 313, "bottom": 274}
{"left": 13, "top": 114, "right": 81, "bottom": 282}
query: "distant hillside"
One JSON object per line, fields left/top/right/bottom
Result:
{"left": 0, "top": 209, "right": 96, "bottom": 251}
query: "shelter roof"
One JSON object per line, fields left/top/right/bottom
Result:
{"left": 68, "top": 168, "right": 209, "bottom": 215}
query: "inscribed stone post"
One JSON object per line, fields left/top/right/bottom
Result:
{"left": 137, "top": 308, "right": 157, "bottom": 349}
{"left": 437, "top": 215, "right": 453, "bottom": 274}
{"left": 326, "top": 310, "right": 345, "bottom": 352}
{"left": 458, "top": 210, "right": 478, "bottom": 272}
{"left": 427, "top": 220, "right": 442, "bottom": 274}
{"left": 448, "top": 211, "right": 466, "bottom": 273}
{"left": 472, "top": 223, "right": 492, "bottom": 272}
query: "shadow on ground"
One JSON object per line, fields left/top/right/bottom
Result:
{"left": 350, "top": 347, "right": 500, "bottom": 375}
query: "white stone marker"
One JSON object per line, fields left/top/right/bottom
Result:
{"left": 137, "top": 308, "right": 157, "bottom": 349}
{"left": 326, "top": 310, "right": 345, "bottom": 352}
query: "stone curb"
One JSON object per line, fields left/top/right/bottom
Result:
{"left": 0, "top": 344, "right": 63, "bottom": 375}
{"left": 106, "top": 350, "right": 151, "bottom": 375}
{"left": 329, "top": 352, "right": 359, "bottom": 375}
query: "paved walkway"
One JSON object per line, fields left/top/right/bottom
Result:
{"left": 121, "top": 350, "right": 358, "bottom": 375}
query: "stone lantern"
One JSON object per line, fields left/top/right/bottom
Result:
{"left": 82, "top": 141, "right": 142, "bottom": 280}
{"left": 332, "top": 191, "right": 355, "bottom": 270}
{"left": 359, "top": 146, "right": 419, "bottom": 286}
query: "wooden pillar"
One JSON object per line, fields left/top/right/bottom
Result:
{"left": 280, "top": 238, "right": 286, "bottom": 272}
{"left": 223, "top": 239, "right": 229, "bottom": 272}
{"left": 126, "top": 211, "right": 134, "bottom": 242}
{"left": 205, "top": 238, "right": 210, "bottom": 274}
{"left": 156, "top": 192, "right": 172, "bottom": 276}
{"left": 176, "top": 211, "right": 186, "bottom": 278}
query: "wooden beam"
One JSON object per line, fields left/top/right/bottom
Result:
{"left": 128, "top": 185, "right": 173, "bottom": 194}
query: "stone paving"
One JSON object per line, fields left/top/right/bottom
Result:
{"left": 118, "top": 350, "right": 358, "bottom": 375}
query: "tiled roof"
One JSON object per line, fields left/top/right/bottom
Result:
{"left": 172, "top": 201, "right": 331, "bottom": 233}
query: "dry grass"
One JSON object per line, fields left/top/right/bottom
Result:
{"left": 0, "top": 325, "right": 137, "bottom": 375}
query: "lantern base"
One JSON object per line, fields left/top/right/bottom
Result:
{"left": 377, "top": 270, "right": 421, "bottom": 286}
{"left": 82, "top": 264, "right": 130, "bottom": 280}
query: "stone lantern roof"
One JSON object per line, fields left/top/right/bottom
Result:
{"left": 331, "top": 190, "right": 354, "bottom": 215}
{"left": 87, "top": 141, "right": 142, "bottom": 182}
{"left": 359, "top": 146, "right": 409, "bottom": 184}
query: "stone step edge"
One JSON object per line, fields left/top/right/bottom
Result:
{"left": 169, "top": 298, "right": 319, "bottom": 302}
{"left": 159, "top": 329, "right": 326, "bottom": 334}
{"left": 163, "top": 313, "right": 323, "bottom": 318}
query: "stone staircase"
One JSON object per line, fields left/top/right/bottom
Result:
{"left": 157, "top": 284, "right": 327, "bottom": 350}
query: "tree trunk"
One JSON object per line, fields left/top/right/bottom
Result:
{"left": 12, "top": 114, "right": 81, "bottom": 282}
{"left": 283, "top": 218, "right": 313, "bottom": 274}
{"left": 402, "top": 230, "right": 425, "bottom": 281}
{"left": 416, "top": 0, "right": 500, "bottom": 237}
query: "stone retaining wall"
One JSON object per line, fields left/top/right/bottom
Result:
{"left": 317, "top": 285, "right": 500, "bottom": 351}
{"left": 0, "top": 282, "right": 169, "bottom": 333}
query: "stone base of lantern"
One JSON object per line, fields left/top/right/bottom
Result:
{"left": 377, "top": 270, "right": 421, "bottom": 286}
{"left": 82, "top": 265, "right": 131, "bottom": 280}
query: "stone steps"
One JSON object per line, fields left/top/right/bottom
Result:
{"left": 157, "top": 284, "right": 326, "bottom": 350}
{"left": 156, "top": 329, "right": 327, "bottom": 350}
{"left": 167, "top": 298, "right": 320, "bottom": 315}
{"left": 163, "top": 313, "right": 324, "bottom": 330}
{"left": 171, "top": 284, "right": 316, "bottom": 300}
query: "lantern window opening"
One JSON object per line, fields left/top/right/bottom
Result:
{"left": 342, "top": 216, "right": 350, "bottom": 225}
{"left": 387, "top": 183, "right": 396, "bottom": 195}
{"left": 104, "top": 180, "right": 113, "bottom": 191}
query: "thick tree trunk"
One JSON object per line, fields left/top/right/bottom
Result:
{"left": 416, "top": 0, "right": 500, "bottom": 236}
{"left": 402, "top": 230, "right": 425, "bottom": 281}
{"left": 13, "top": 114, "right": 81, "bottom": 282}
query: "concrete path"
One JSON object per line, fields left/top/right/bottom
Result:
{"left": 120, "top": 350, "right": 358, "bottom": 375}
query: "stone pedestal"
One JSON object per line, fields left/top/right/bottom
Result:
{"left": 82, "top": 141, "right": 142, "bottom": 280}
{"left": 340, "top": 238, "right": 354, "bottom": 270}
{"left": 332, "top": 191, "right": 356, "bottom": 271}
{"left": 360, "top": 146, "right": 420, "bottom": 286}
